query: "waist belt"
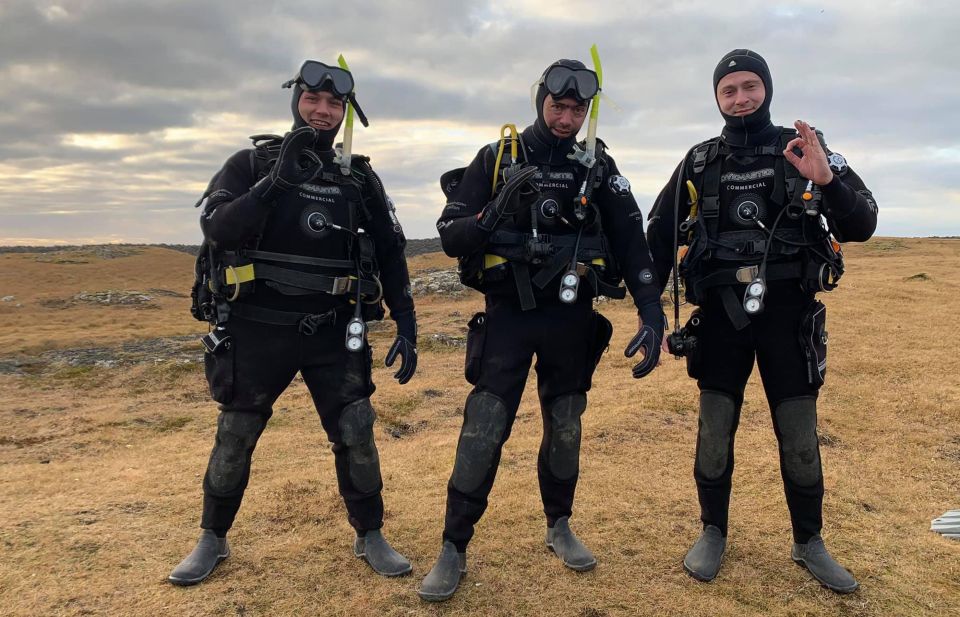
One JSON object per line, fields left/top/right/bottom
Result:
{"left": 692, "top": 261, "right": 804, "bottom": 332}
{"left": 488, "top": 230, "right": 607, "bottom": 258}
{"left": 692, "top": 261, "right": 803, "bottom": 297}
{"left": 229, "top": 303, "right": 338, "bottom": 335}
{"left": 240, "top": 249, "right": 355, "bottom": 270}
{"left": 223, "top": 263, "right": 377, "bottom": 297}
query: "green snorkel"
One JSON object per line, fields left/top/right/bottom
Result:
{"left": 585, "top": 44, "right": 603, "bottom": 164}
{"left": 572, "top": 44, "right": 603, "bottom": 221}
{"left": 335, "top": 54, "right": 356, "bottom": 176}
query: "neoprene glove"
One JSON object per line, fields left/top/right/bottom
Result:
{"left": 385, "top": 310, "right": 417, "bottom": 385}
{"left": 477, "top": 165, "right": 539, "bottom": 232}
{"left": 251, "top": 127, "right": 323, "bottom": 202}
{"left": 624, "top": 301, "right": 666, "bottom": 379}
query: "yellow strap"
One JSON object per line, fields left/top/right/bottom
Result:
{"left": 685, "top": 180, "right": 699, "bottom": 218}
{"left": 492, "top": 124, "right": 519, "bottom": 196}
{"left": 484, "top": 254, "right": 508, "bottom": 269}
{"left": 224, "top": 263, "right": 255, "bottom": 285}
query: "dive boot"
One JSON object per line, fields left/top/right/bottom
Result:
{"left": 683, "top": 525, "right": 726, "bottom": 582}
{"left": 168, "top": 529, "right": 230, "bottom": 586}
{"left": 417, "top": 541, "right": 467, "bottom": 602}
{"left": 353, "top": 529, "right": 412, "bottom": 577}
{"left": 546, "top": 517, "right": 597, "bottom": 572}
{"left": 791, "top": 535, "right": 859, "bottom": 593}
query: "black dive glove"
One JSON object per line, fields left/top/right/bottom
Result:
{"left": 476, "top": 165, "right": 539, "bottom": 232}
{"left": 624, "top": 302, "right": 666, "bottom": 379}
{"left": 251, "top": 127, "right": 322, "bottom": 202}
{"left": 385, "top": 310, "right": 417, "bottom": 385}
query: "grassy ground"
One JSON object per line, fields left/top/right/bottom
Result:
{"left": 0, "top": 240, "right": 958, "bottom": 616}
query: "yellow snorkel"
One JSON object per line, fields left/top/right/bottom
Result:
{"left": 335, "top": 54, "right": 355, "bottom": 176}
{"left": 585, "top": 44, "right": 602, "bottom": 164}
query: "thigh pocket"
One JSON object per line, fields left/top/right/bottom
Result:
{"left": 464, "top": 312, "right": 488, "bottom": 385}
{"left": 581, "top": 311, "right": 614, "bottom": 390}
{"left": 684, "top": 309, "right": 705, "bottom": 380}
{"left": 203, "top": 331, "right": 235, "bottom": 405}
{"left": 798, "top": 300, "right": 827, "bottom": 389}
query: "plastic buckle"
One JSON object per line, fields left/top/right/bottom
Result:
{"left": 692, "top": 148, "right": 708, "bottom": 174}
{"left": 702, "top": 196, "right": 719, "bottom": 217}
{"left": 569, "top": 144, "right": 597, "bottom": 169}
{"left": 332, "top": 276, "right": 351, "bottom": 295}
{"left": 735, "top": 265, "right": 759, "bottom": 283}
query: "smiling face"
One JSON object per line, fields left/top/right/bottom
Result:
{"left": 297, "top": 90, "right": 345, "bottom": 131}
{"left": 541, "top": 94, "right": 589, "bottom": 139}
{"left": 715, "top": 71, "right": 766, "bottom": 118}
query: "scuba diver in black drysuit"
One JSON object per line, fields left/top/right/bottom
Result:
{"left": 646, "top": 49, "right": 878, "bottom": 593}
{"left": 169, "top": 60, "right": 418, "bottom": 585}
{"left": 418, "top": 58, "right": 665, "bottom": 602}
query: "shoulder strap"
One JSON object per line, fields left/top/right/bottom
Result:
{"left": 772, "top": 127, "right": 799, "bottom": 206}
{"left": 249, "top": 134, "right": 283, "bottom": 180}
{"left": 690, "top": 138, "right": 722, "bottom": 239}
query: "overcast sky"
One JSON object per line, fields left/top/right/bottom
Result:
{"left": 1, "top": 0, "right": 957, "bottom": 244}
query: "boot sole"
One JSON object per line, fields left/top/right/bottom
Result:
{"left": 546, "top": 542, "right": 597, "bottom": 572}
{"left": 417, "top": 570, "right": 467, "bottom": 602}
{"left": 417, "top": 587, "right": 458, "bottom": 602}
{"left": 353, "top": 547, "right": 413, "bottom": 577}
{"left": 682, "top": 559, "right": 719, "bottom": 583}
{"left": 792, "top": 558, "right": 859, "bottom": 594}
{"left": 167, "top": 552, "right": 229, "bottom": 586}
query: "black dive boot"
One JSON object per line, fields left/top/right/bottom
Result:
{"left": 353, "top": 529, "right": 412, "bottom": 577}
{"left": 683, "top": 525, "right": 726, "bottom": 582}
{"left": 792, "top": 535, "right": 858, "bottom": 593}
{"left": 417, "top": 541, "right": 467, "bottom": 602}
{"left": 168, "top": 529, "right": 230, "bottom": 586}
{"left": 546, "top": 517, "right": 597, "bottom": 572}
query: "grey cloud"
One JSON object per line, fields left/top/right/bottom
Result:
{"left": 0, "top": 0, "right": 957, "bottom": 243}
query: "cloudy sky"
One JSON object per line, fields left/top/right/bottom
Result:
{"left": 1, "top": 0, "right": 957, "bottom": 245}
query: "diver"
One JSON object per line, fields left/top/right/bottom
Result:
{"left": 170, "top": 59, "right": 418, "bottom": 585}
{"left": 419, "top": 53, "right": 665, "bottom": 602}
{"left": 646, "top": 49, "right": 878, "bottom": 593}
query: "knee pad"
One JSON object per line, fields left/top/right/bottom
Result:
{"left": 451, "top": 391, "right": 509, "bottom": 494}
{"left": 546, "top": 393, "right": 587, "bottom": 481}
{"left": 338, "top": 398, "right": 382, "bottom": 494}
{"left": 695, "top": 390, "right": 737, "bottom": 481}
{"left": 773, "top": 397, "right": 822, "bottom": 487}
{"left": 206, "top": 411, "right": 268, "bottom": 495}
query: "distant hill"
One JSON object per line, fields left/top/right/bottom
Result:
{"left": 0, "top": 238, "right": 445, "bottom": 258}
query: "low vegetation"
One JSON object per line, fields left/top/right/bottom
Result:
{"left": 0, "top": 240, "right": 958, "bottom": 616}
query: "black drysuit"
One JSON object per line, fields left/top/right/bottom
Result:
{"left": 197, "top": 142, "right": 413, "bottom": 534}
{"left": 436, "top": 123, "right": 662, "bottom": 550}
{"left": 646, "top": 128, "right": 877, "bottom": 542}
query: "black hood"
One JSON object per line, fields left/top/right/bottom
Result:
{"left": 530, "top": 59, "right": 589, "bottom": 155}
{"left": 713, "top": 49, "right": 779, "bottom": 147}
{"left": 290, "top": 83, "right": 345, "bottom": 151}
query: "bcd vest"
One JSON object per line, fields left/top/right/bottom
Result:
{"left": 190, "top": 135, "right": 385, "bottom": 327}
{"left": 441, "top": 138, "right": 625, "bottom": 310}
{"left": 678, "top": 128, "right": 844, "bottom": 308}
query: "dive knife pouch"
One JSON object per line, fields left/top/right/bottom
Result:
{"left": 464, "top": 311, "right": 487, "bottom": 385}
{"left": 203, "top": 327, "right": 235, "bottom": 405}
{"left": 799, "top": 300, "right": 828, "bottom": 389}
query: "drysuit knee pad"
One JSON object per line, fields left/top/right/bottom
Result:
{"left": 339, "top": 398, "right": 382, "bottom": 494}
{"left": 695, "top": 390, "right": 738, "bottom": 480}
{"left": 773, "top": 397, "right": 822, "bottom": 487}
{"left": 206, "top": 411, "right": 269, "bottom": 495}
{"left": 547, "top": 393, "right": 587, "bottom": 481}
{"left": 451, "top": 391, "right": 509, "bottom": 494}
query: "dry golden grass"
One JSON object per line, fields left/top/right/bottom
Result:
{"left": 1, "top": 239, "right": 958, "bottom": 616}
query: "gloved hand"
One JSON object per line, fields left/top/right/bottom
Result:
{"left": 624, "top": 302, "right": 666, "bottom": 379}
{"left": 385, "top": 310, "right": 417, "bottom": 385}
{"left": 251, "top": 127, "right": 323, "bottom": 202}
{"left": 477, "top": 165, "right": 539, "bottom": 232}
